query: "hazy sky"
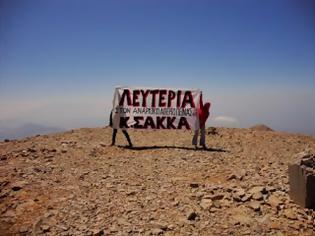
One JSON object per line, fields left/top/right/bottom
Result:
{"left": 1, "top": 0, "right": 315, "bottom": 135}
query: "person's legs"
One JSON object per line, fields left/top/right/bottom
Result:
{"left": 192, "top": 129, "right": 199, "bottom": 148}
{"left": 111, "top": 129, "right": 117, "bottom": 145}
{"left": 122, "top": 130, "right": 133, "bottom": 147}
{"left": 200, "top": 126, "right": 206, "bottom": 148}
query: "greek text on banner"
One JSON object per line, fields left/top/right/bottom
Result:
{"left": 112, "top": 87, "right": 201, "bottom": 130}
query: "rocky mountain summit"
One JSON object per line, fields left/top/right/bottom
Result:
{"left": 1, "top": 127, "right": 315, "bottom": 235}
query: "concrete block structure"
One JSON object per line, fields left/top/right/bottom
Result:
{"left": 289, "top": 153, "right": 315, "bottom": 209}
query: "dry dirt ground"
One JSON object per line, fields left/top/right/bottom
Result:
{"left": 0, "top": 127, "right": 315, "bottom": 236}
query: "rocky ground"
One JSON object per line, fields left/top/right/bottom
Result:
{"left": 0, "top": 126, "right": 315, "bottom": 235}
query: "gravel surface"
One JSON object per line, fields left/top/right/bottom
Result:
{"left": 1, "top": 127, "right": 315, "bottom": 235}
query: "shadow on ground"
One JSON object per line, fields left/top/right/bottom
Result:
{"left": 116, "top": 145, "right": 228, "bottom": 152}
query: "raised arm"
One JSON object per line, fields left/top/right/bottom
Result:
{"left": 199, "top": 92, "right": 204, "bottom": 109}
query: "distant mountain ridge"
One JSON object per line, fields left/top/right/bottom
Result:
{"left": 250, "top": 124, "right": 274, "bottom": 131}
{"left": 0, "top": 123, "right": 64, "bottom": 140}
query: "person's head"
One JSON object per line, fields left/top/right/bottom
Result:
{"left": 203, "top": 102, "right": 211, "bottom": 111}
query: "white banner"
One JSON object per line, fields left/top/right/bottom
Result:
{"left": 112, "top": 87, "right": 201, "bottom": 130}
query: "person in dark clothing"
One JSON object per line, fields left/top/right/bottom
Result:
{"left": 192, "top": 93, "right": 211, "bottom": 149}
{"left": 110, "top": 110, "right": 133, "bottom": 147}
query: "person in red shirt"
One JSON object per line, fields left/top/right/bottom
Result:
{"left": 192, "top": 93, "right": 211, "bottom": 149}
